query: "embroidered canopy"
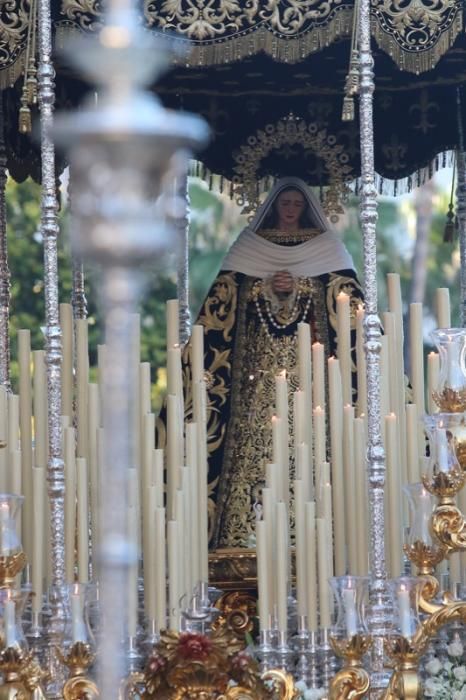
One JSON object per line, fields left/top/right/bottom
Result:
{"left": 1, "top": 0, "right": 466, "bottom": 189}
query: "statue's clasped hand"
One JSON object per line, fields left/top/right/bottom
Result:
{"left": 271, "top": 270, "right": 294, "bottom": 295}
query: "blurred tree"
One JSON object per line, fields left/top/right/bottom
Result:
{"left": 4, "top": 174, "right": 461, "bottom": 405}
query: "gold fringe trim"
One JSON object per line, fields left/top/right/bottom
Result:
{"left": 56, "top": 12, "right": 461, "bottom": 73}
{"left": 191, "top": 151, "right": 454, "bottom": 200}
{"left": 0, "top": 50, "right": 27, "bottom": 90}
{"left": 371, "top": 11, "right": 463, "bottom": 75}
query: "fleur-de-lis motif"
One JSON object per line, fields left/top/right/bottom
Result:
{"left": 382, "top": 135, "right": 408, "bottom": 172}
{"left": 409, "top": 90, "right": 440, "bottom": 134}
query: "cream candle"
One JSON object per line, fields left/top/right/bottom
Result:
{"left": 275, "top": 501, "right": 288, "bottom": 635}
{"left": 379, "top": 336, "right": 390, "bottom": 436}
{"left": 265, "top": 463, "right": 279, "bottom": 504}
{"left": 261, "top": 487, "right": 275, "bottom": 612}
{"left": 71, "top": 590, "right": 87, "bottom": 643}
{"left": 7, "top": 394, "right": 19, "bottom": 454}
{"left": 297, "top": 442, "right": 312, "bottom": 501}
{"left": 167, "top": 395, "right": 182, "bottom": 520}
{"left": 336, "top": 292, "right": 352, "bottom": 406}
{"left": 271, "top": 416, "right": 286, "bottom": 503}
{"left": 127, "top": 501, "right": 139, "bottom": 638}
{"left": 32, "top": 467, "right": 44, "bottom": 615}
{"left": 312, "top": 343, "right": 325, "bottom": 411}
{"left": 386, "top": 276, "right": 408, "bottom": 495}
{"left": 406, "top": 404, "right": 420, "bottom": 484}
{"left": 97, "top": 344, "right": 106, "bottom": 426}
{"left": 87, "top": 383, "right": 100, "bottom": 557}
{"left": 298, "top": 322, "right": 312, "bottom": 393}
{"left": 60, "top": 303, "right": 74, "bottom": 419}
{"left": 256, "top": 519, "right": 271, "bottom": 630}
{"left": 144, "top": 486, "right": 156, "bottom": 623}
{"left": 317, "top": 518, "right": 331, "bottom": 629}
{"left": 397, "top": 586, "right": 412, "bottom": 638}
{"left": 313, "top": 406, "right": 326, "bottom": 480}
{"left": 342, "top": 587, "right": 357, "bottom": 637}
{"left": 328, "top": 357, "right": 345, "bottom": 576}
{"left": 155, "top": 506, "right": 167, "bottom": 632}
{"left": 427, "top": 352, "right": 440, "bottom": 414}
{"left": 4, "top": 598, "right": 16, "bottom": 647}
{"left": 17, "top": 329, "right": 33, "bottom": 560}
{"left": 275, "top": 373, "right": 289, "bottom": 507}
{"left": 385, "top": 414, "right": 403, "bottom": 577}
{"left": 166, "top": 299, "right": 180, "bottom": 349}
{"left": 193, "top": 381, "right": 209, "bottom": 582}
{"left": 76, "top": 457, "right": 89, "bottom": 583}
{"left": 64, "top": 426, "right": 76, "bottom": 583}
{"left": 297, "top": 323, "right": 313, "bottom": 483}
{"left": 293, "top": 390, "right": 306, "bottom": 454}
{"left": 343, "top": 405, "right": 357, "bottom": 574}
{"left": 153, "top": 448, "right": 164, "bottom": 509}
{"left": 186, "top": 422, "right": 200, "bottom": 586}
{"left": 191, "top": 325, "right": 204, "bottom": 384}
{"left": 32, "top": 351, "right": 47, "bottom": 470}
{"left": 354, "top": 418, "right": 368, "bottom": 576}
{"left": 435, "top": 288, "right": 451, "bottom": 329}
{"left": 355, "top": 306, "right": 367, "bottom": 417}
{"left": 167, "top": 520, "right": 180, "bottom": 630}
{"left": 76, "top": 319, "right": 89, "bottom": 460}
{"left": 409, "top": 303, "right": 425, "bottom": 416}
{"left": 305, "top": 502, "right": 318, "bottom": 631}
{"left": 294, "top": 480, "right": 306, "bottom": 618}
{"left": 142, "top": 418, "right": 155, "bottom": 596}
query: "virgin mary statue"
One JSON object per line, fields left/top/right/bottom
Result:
{"left": 159, "top": 177, "right": 363, "bottom": 549}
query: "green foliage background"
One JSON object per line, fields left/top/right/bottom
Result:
{"left": 5, "top": 175, "right": 460, "bottom": 407}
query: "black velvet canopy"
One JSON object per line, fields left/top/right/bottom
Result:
{"left": 1, "top": 0, "right": 466, "bottom": 189}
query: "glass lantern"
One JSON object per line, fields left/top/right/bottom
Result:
{"left": 0, "top": 494, "right": 24, "bottom": 557}
{"left": 424, "top": 412, "right": 466, "bottom": 473}
{"left": 329, "top": 576, "right": 370, "bottom": 640}
{"left": 404, "top": 482, "right": 435, "bottom": 548}
{"left": 0, "top": 588, "right": 30, "bottom": 650}
{"left": 63, "top": 583, "right": 95, "bottom": 649}
{"left": 387, "top": 577, "right": 425, "bottom": 640}
{"left": 431, "top": 329, "right": 466, "bottom": 412}
{"left": 422, "top": 417, "right": 465, "bottom": 499}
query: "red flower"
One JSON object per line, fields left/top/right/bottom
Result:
{"left": 177, "top": 632, "right": 212, "bottom": 661}
{"left": 148, "top": 652, "right": 166, "bottom": 674}
{"left": 231, "top": 651, "right": 251, "bottom": 671}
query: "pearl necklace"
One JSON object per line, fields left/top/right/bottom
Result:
{"left": 253, "top": 280, "right": 312, "bottom": 339}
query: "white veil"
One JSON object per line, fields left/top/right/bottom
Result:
{"left": 248, "top": 176, "right": 330, "bottom": 232}
{"left": 221, "top": 177, "right": 355, "bottom": 278}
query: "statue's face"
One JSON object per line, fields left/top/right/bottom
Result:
{"left": 275, "top": 189, "right": 306, "bottom": 231}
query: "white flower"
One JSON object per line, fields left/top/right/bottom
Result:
{"left": 295, "top": 680, "right": 307, "bottom": 696}
{"left": 448, "top": 640, "right": 464, "bottom": 657}
{"left": 425, "top": 658, "right": 442, "bottom": 675}
{"left": 303, "top": 690, "right": 326, "bottom": 700}
{"left": 424, "top": 678, "right": 445, "bottom": 697}
{"left": 452, "top": 690, "right": 466, "bottom": 700}
{"left": 453, "top": 666, "right": 466, "bottom": 682}
{"left": 444, "top": 661, "right": 453, "bottom": 673}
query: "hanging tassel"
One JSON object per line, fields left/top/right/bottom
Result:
{"left": 25, "top": 64, "right": 38, "bottom": 105}
{"left": 443, "top": 154, "right": 457, "bottom": 243}
{"left": 18, "top": 0, "right": 37, "bottom": 132}
{"left": 443, "top": 203, "right": 456, "bottom": 243}
{"left": 341, "top": 8, "right": 359, "bottom": 121}
{"left": 18, "top": 92, "right": 32, "bottom": 134}
{"left": 342, "top": 95, "right": 355, "bottom": 122}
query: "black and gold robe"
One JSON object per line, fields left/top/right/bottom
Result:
{"left": 158, "top": 263, "right": 364, "bottom": 549}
